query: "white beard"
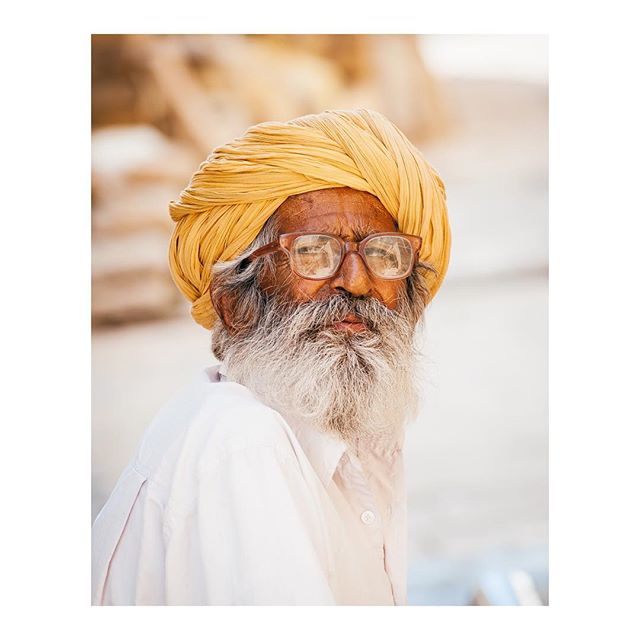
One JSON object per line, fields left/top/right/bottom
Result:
{"left": 221, "top": 293, "right": 421, "bottom": 446}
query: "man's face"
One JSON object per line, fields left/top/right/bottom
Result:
{"left": 213, "top": 186, "right": 425, "bottom": 443}
{"left": 260, "top": 187, "right": 406, "bottom": 319}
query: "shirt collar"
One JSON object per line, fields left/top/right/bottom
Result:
{"left": 284, "top": 414, "right": 348, "bottom": 488}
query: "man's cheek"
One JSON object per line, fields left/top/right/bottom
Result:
{"left": 371, "top": 290, "right": 397, "bottom": 310}
{"left": 288, "top": 280, "right": 326, "bottom": 302}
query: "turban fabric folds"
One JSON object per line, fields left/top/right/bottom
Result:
{"left": 169, "top": 108, "right": 451, "bottom": 329}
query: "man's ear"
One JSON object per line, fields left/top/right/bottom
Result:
{"left": 210, "top": 286, "right": 237, "bottom": 333}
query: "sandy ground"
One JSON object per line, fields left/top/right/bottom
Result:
{"left": 92, "top": 77, "right": 548, "bottom": 602}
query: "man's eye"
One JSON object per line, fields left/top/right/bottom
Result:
{"left": 298, "top": 245, "right": 324, "bottom": 254}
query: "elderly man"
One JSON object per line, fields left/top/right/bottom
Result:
{"left": 91, "top": 108, "right": 450, "bottom": 605}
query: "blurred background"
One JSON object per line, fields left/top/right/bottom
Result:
{"left": 91, "top": 34, "right": 548, "bottom": 605}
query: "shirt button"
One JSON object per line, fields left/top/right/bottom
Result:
{"left": 360, "top": 510, "right": 376, "bottom": 525}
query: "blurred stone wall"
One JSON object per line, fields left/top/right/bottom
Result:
{"left": 91, "top": 34, "right": 449, "bottom": 326}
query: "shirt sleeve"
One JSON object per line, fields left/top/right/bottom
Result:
{"left": 164, "top": 442, "right": 336, "bottom": 605}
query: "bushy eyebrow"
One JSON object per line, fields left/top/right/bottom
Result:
{"left": 337, "top": 221, "right": 398, "bottom": 242}
{"left": 316, "top": 224, "right": 373, "bottom": 241}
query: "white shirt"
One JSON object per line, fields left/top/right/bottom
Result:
{"left": 91, "top": 364, "right": 407, "bottom": 605}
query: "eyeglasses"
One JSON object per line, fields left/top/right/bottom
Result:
{"left": 246, "top": 232, "right": 422, "bottom": 280}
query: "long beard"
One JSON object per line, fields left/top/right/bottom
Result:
{"left": 220, "top": 292, "right": 421, "bottom": 445}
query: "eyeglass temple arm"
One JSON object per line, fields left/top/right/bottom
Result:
{"left": 245, "top": 240, "right": 281, "bottom": 261}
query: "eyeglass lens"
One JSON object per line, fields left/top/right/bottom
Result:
{"left": 290, "top": 234, "right": 414, "bottom": 279}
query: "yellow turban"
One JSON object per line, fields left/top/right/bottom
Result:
{"left": 169, "top": 108, "right": 451, "bottom": 329}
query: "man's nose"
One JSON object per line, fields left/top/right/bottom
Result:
{"left": 329, "top": 251, "right": 373, "bottom": 297}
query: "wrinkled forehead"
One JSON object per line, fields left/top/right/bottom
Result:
{"left": 274, "top": 187, "right": 398, "bottom": 238}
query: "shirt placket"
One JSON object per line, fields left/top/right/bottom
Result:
{"left": 341, "top": 450, "right": 385, "bottom": 562}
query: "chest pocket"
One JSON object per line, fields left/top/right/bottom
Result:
{"left": 91, "top": 465, "right": 148, "bottom": 605}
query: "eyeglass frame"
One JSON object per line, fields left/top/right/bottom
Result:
{"left": 245, "top": 231, "right": 423, "bottom": 281}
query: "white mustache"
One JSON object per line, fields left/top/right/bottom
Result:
{"left": 271, "top": 292, "right": 405, "bottom": 337}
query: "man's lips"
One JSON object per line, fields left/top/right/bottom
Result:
{"left": 333, "top": 313, "right": 367, "bottom": 333}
